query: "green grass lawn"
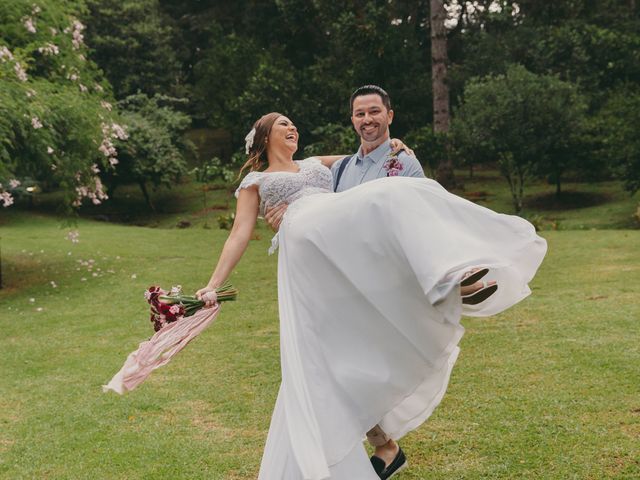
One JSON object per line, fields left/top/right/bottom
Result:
{"left": 454, "top": 169, "right": 639, "bottom": 231}
{"left": 1, "top": 208, "right": 639, "bottom": 479}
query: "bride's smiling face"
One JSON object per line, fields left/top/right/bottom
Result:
{"left": 267, "top": 116, "right": 299, "bottom": 156}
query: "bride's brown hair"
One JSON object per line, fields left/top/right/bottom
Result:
{"left": 239, "top": 112, "right": 283, "bottom": 177}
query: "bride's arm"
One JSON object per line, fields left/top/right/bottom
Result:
{"left": 313, "top": 155, "right": 345, "bottom": 168}
{"left": 196, "top": 187, "right": 259, "bottom": 299}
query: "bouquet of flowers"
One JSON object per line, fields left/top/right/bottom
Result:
{"left": 103, "top": 283, "right": 237, "bottom": 395}
{"left": 146, "top": 283, "right": 237, "bottom": 332}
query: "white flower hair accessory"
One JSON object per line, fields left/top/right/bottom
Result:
{"left": 244, "top": 128, "right": 256, "bottom": 154}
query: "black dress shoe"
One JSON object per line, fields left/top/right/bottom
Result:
{"left": 381, "top": 446, "right": 408, "bottom": 479}
{"left": 370, "top": 447, "right": 408, "bottom": 479}
{"left": 370, "top": 455, "right": 386, "bottom": 477}
{"left": 462, "top": 283, "right": 498, "bottom": 305}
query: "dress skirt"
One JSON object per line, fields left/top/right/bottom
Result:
{"left": 257, "top": 177, "right": 547, "bottom": 479}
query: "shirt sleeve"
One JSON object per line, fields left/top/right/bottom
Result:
{"left": 398, "top": 152, "right": 426, "bottom": 178}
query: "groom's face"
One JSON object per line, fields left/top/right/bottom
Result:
{"left": 351, "top": 94, "right": 394, "bottom": 144}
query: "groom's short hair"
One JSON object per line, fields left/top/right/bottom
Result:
{"left": 350, "top": 85, "right": 392, "bottom": 113}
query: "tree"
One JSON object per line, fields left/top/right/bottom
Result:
{"left": 404, "top": 125, "right": 447, "bottom": 177}
{"left": 302, "top": 123, "right": 359, "bottom": 159}
{"left": 188, "top": 0, "right": 433, "bottom": 145}
{"left": 430, "top": 0, "right": 454, "bottom": 187}
{"left": 83, "top": 0, "right": 185, "bottom": 99}
{"left": 452, "top": 64, "right": 586, "bottom": 213}
{"left": 0, "top": 0, "right": 123, "bottom": 212}
{"left": 594, "top": 87, "right": 640, "bottom": 195}
{"left": 103, "top": 94, "right": 195, "bottom": 210}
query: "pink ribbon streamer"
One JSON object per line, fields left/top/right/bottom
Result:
{"left": 102, "top": 304, "right": 221, "bottom": 394}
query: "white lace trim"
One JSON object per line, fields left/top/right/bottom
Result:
{"left": 234, "top": 171, "right": 263, "bottom": 198}
{"left": 268, "top": 233, "right": 279, "bottom": 255}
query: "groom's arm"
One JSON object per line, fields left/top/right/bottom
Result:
{"left": 312, "top": 155, "right": 345, "bottom": 168}
{"left": 264, "top": 203, "right": 288, "bottom": 232}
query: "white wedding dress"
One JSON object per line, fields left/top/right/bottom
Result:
{"left": 236, "top": 157, "right": 547, "bottom": 479}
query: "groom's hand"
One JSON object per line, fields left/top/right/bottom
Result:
{"left": 264, "top": 203, "right": 288, "bottom": 232}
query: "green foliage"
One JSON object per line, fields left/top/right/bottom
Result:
{"left": 528, "top": 22, "right": 640, "bottom": 99}
{"left": 191, "top": 27, "right": 260, "bottom": 129}
{"left": 232, "top": 52, "right": 307, "bottom": 139}
{"left": 453, "top": 65, "right": 587, "bottom": 213}
{"left": 404, "top": 126, "right": 448, "bottom": 177}
{"left": 185, "top": 1, "right": 433, "bottom": 144}
{"left": 191, "top": 157, "right": 237, "bottom": 221}
{"left": 0, "top": 0, "right": 121, "bottom": 212}
{"left": 216, "top": 211, "right": 235, "bottom": 230}
{"left": 103, "top": 93, "right": 194, "bottom": 208}
{"left": 592, "top": 86, "right": 640, "bottom": 195}
{"left": 3, "top": 0, "right": 639, "bottom": 209}
{"left": 302, "top": 123, "right": 358, "bottom": 158}
{"left": 449, "top": 3, "right": 640, "bottom": 98}
{"left": 192, "top": 157, "right": 236, "bottom": 185}
{"left": 83, "top": 0, "right": 185, "bottom": 99}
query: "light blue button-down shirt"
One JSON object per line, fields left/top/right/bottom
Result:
{"left": 331, "top": 139, "right": 425, "bottom": 192}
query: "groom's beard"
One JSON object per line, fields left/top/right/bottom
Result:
{"left": 359, "top": 128, "right": 390, "bottom": 154}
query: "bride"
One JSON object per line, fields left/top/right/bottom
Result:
{"left": 196, "top": 112, "right": 547, "bottom": 479}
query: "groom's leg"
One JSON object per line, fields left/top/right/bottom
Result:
{"left": 366, "top": 425, "right": 391, "bottom": 446}
{"left": 367, "top": 425, "right": 402, "bottom": 476}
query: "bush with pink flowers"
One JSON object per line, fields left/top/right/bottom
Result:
{"left": 0, "top": 0, "right": 124, "bottom": 211}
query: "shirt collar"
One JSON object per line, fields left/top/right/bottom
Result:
{"left": 356, "top": 139, "right": 392, "bottom": 164}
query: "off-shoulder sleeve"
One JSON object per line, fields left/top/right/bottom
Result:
{"left": 234, "top": 172, "right": 263, "bottom": 198}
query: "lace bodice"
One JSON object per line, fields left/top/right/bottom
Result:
{"left": 235, "top": 157, "right": 333, "bottom": 216}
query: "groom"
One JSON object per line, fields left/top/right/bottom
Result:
{"left": 265, "top": 85, "right": 483, "bottom": 479}
{"left": 265, "top": 84, "right": 420, "bottom": 479}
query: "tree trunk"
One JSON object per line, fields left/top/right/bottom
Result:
{"left": 553, "top": 162, "right": 563, "bottom": 198}
{"left": 517, "top": 167, "right": 525, "bottom": 214}
{"left": 108, "top": 182, "right": 118, "bottom": 200}
{"left": 138, "top": 180, "right": 155, "bottom": 212}
{"left": 431, "top": 0, "right": 455, "bottom": 188}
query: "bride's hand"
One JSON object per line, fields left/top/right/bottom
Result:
{"left": 195, "top": 287, "right": 218, "bottom": 308}
{"left": 390, "top": 138, "right": 416, "bottom": 158}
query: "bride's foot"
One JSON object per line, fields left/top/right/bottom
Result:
{"left": 461, "top": 279, "right": 496, "bottom": 297}
{"left": 462, "top": 280, "right": 498, "bottom": 304}
{"left": 460, "top": 267, "right": 489, "bottom": 287}
{"left": 460, "top": 268, "right": 498, "bottom": 304}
